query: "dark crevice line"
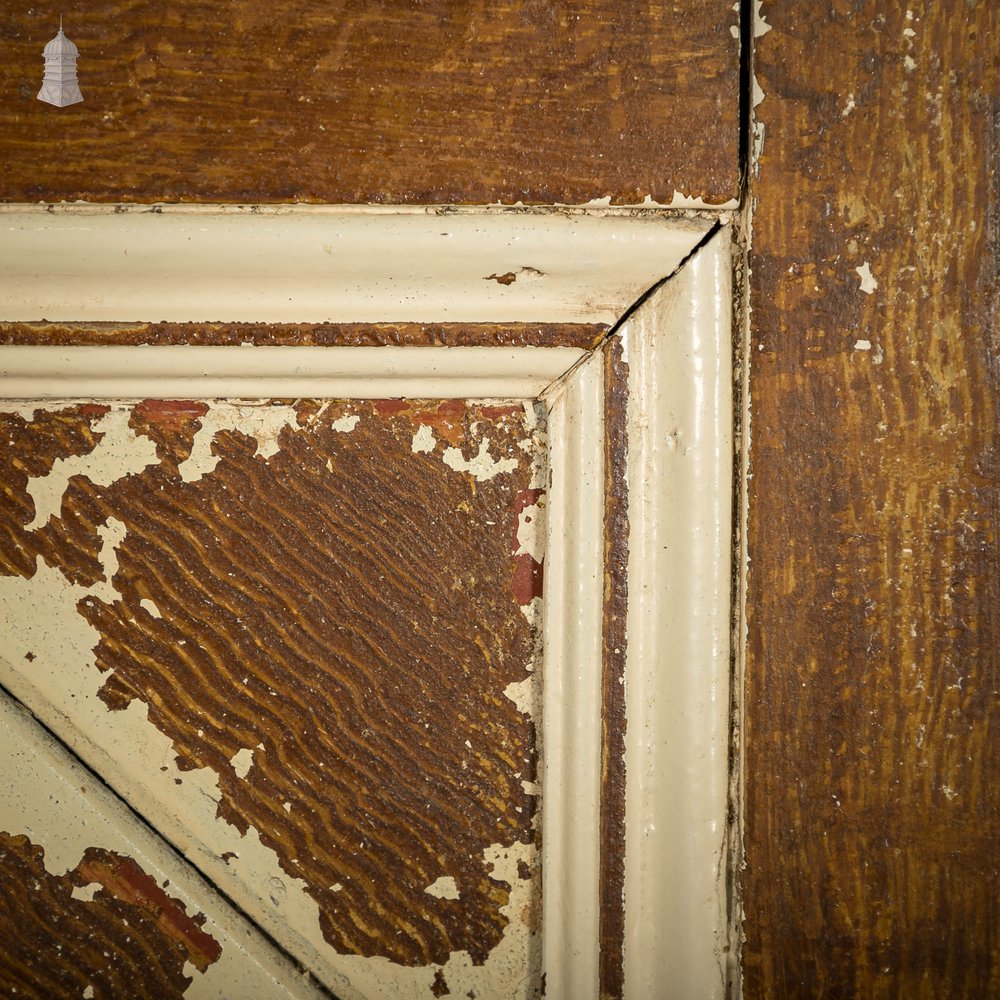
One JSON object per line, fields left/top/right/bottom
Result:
{"left": 0, "top": 681, "right": 340, "bottom": 999}
{"left": 738, "top": 0, "right": 755, "bottom": 205}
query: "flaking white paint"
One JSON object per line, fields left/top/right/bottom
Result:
{"left": 23, "top": 407, "right": 158, "bottom": 530}
{"left": 230, "top": 748, "right": 255, "bottom": 780}
{"left": 70, "top": 882, "right": 102, "bottom": 902}
{"left": 0, "top": 398, "right": 544, "bottom": 999}
{"left": 179, "top": 404, "right": 302, "bottom": 483}
{"left": 442, "top": 439, "right": 519, "bottom": 482}
{"left": 515, "top": 500, "right": 546, "bottom": 564}
{"left": 424, "top": 876, "right": 460, "bottom": 901}
{"left": 326, "top": 842, "right": 539, "bottom": 1000}
{"left": 856, "top": 261, "right": 878, "bottom": 294}
{"left": 410, "top": 424, "right": 436, "bottom": 454}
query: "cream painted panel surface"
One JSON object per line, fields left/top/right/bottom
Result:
{"left": 0, "top": 693, "right": 325, "bottom": 1000}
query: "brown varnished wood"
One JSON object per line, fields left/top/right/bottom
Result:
{"left": 0, "top": 399, "right": 542, "bottom": 970}
{"left": 0, "top": 832, "right": 221, "bottom": 998}
{"left": 0, "top": 2, "right": 739, "bottom": 205}
{"left": 0, "top": 404, "right": 111, "bottom": 583}
{"left": 743, "top": 3, "right": 1000, "bottom": 997}
{"left": 599, "top": 336, "right": 628, "bottom": 1000}
{"left": 0, "top": 321, "right": 607, "bottom": 349}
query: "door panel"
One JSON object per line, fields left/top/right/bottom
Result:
{"left": 0, "top": 397, "right": 545, "bottom": 998}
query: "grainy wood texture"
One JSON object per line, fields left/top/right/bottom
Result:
{"left": 0, "top": 398, "right": 545, "bottom": 992}
{"left": 0, "top": 833, "right": 221, "bottom": 999}
{"left": 0, "top": 1, "right": 739, "bottom": 205}
{"left": 0, "top": 321, "right": 606, "bottom": 349}
{"left": 743, "top": 3, "right": 1000, "bottom": 997}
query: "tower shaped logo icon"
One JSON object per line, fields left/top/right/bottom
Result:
{"left": 37, "top": 19, "right": 83, "bottom": 107}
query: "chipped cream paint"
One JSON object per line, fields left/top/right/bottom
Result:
{"left": 319, "top": 842, "right": 539, "bottom": 1000}
{"left": 410, "top": 424, "right": 436, "bottom": 454}
{"left": 230, "top": 748, "right": 255, "bottom": 780}
{"left": 179, "top": 403, "right": 304, "bottom": 482}
{"left": 70, "top": 882, "right": 102, "bottom": 902}
{"left": 424, "top": 876, "right": 460, "bottom": 901}
{"left": 0, "top": 693, "right": 326, "bottom": 1000}
{"left": 856, "top": 261, "right": 878, "bottom": 294}
{"left": 140, "top": 597, "right": 162, "bottom": 618}
{"left": 442, "top": 438, "right": 519, "bottom": 481}
{"left": 516, "top": 500, "right": 546, "bottom": 564}
{"left": 24, "top": 407, "right": 159, "bottom": 529}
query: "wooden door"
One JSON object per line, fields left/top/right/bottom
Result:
{"left": 3, "top": 2, "right": 995, "bottom": 998}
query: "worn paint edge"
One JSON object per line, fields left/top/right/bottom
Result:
{"left": 0, "top": 210, "right": 712, "bottom": 325}
{"left": 0, "top": 690, "right": 327, "bottom": 1000}
{"left": 620, "top": 228, "right": 734, "bottom": 998}
{"left": 541, "top": 350, "right": 605, "bottom": 1000}
{"left": 0, "top": 345, "right": 585, "bottom": 400}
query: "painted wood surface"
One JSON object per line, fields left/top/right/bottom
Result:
{"left": 0, "top": 398, "right": 546, "bottom": 998}
{"left": 0, "top": 696, "right": 326, "bottom": 1000}
{"left": 743, "top": 3, "right": 1000, "bottom": 996}
{"left": 0, "top": 1, "right": 739, "bottom": 206}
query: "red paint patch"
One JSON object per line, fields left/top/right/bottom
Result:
{"left": 74, "top": 403, "right": 112, "bottom": 419}
{"left": 133, "top": 399, "right": 210, "bottom": 427}
{"left": 478, "top": 404, "right": 524, "bottom": 421}
{"left": 78, "top": 854, "right": 223, "bottom": 972}
{"left": 511, "top": 552, "right": 544, "bottom": 606}
{"left": 373, "top": 399, "right": 411, "bottom": 416}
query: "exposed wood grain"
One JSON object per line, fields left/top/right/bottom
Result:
{"left": 0, "top": 1, "right": 739, "bottom": 205}
{"left": 743, "top": 2, "right": 1000, "bottom": 996}
{"left": 0, "top": 321, "right": 607, "bottom": 349}
{"left": 599, "top": 336, "right": 628, "bottom": 1000}
{"left": 0, "top": 399, "right": 543, "bottom": 973}
{"left": 0, "top": 832, "right": 220, "bottom": 999}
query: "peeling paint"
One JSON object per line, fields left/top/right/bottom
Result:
{"left": 71, "top": 881, "right": 102, "bottom": 902}
{"left": 442, "top": 439, "right": 518, "bottom": 482}
{"left": 754, "top": 0, "right": 772, "bottom": 36}
{"left": 856, "top": 261, "right": 878, "bottom": 294}
{"left": 515, "top": 499, "right": 546, "bottom": 564}
{"left": 178, "top": 404, "right": 302, "bottom": 483}
{"left": 230, "top": 747, "right": 255, "bottom": 780}
{"left": 411, "top": 424, "right": 436, "bottom": 454}
{"left": 24, "top": 407, "right": 159, "bottom": 530}
{"left": 424, "top": 876, "right": 460, "bottom": 901}
{"left": 0, "top": 398, "right": 542, "bottom": 997}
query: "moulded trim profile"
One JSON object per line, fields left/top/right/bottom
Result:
{"left": 0, "top": 215, "right": 733, "bottom": 1000}
{"left": 0, "top": 344, "right": 587, "bottom": 400}
{"left": 0, "top": 205, "right": 713, "bottom": 325}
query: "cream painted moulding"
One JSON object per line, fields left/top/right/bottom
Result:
{"left": 0, "top": 210, "right": 733, "bottom": 1000}
{"left": 0, "top": 204, "right": 712, "bottom": 325}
